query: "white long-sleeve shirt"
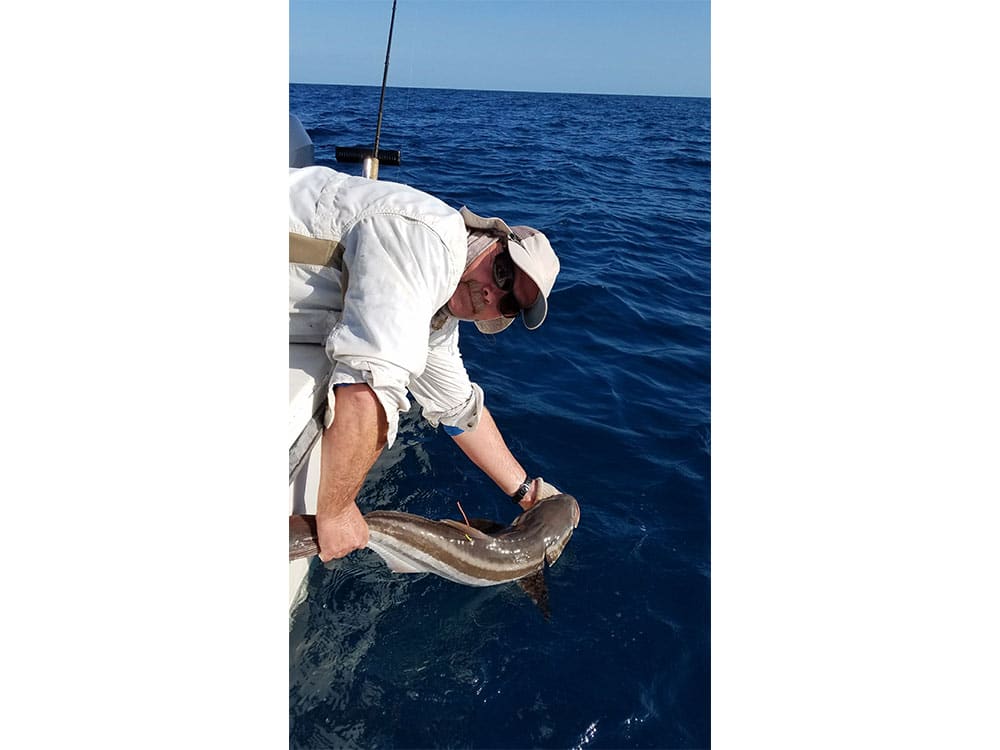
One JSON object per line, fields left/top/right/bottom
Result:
{"left": 289, "top": 166, "right": 483, "bottom": 447}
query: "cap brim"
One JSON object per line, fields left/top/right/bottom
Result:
{"left": 521, "top": 294, "right": 548, "bottom": 330}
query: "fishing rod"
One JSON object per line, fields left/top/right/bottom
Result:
{"left": 335, "top": 0, "right": 402, "bottom": 179}
{"left": 366, "top": 0, "right": 397, "bottom": 179}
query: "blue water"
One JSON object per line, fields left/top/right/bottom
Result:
{"left": 289, "top": 83, "right": 710, "bottom": 749}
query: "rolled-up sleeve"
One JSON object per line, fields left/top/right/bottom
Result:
{"left": 407, "top": 322, "right": 484, "bottom": 433}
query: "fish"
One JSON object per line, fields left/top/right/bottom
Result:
{"left": 289, "top": 494, "right": 581, "bottom": 616}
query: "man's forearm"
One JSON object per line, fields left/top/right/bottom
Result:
{"left": 316, "top": 383, "right": 388, "bottom": 559}
{"left": 451, "top": 406, "right": 531, "bottom": 498}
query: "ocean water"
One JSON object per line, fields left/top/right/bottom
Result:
{"left": 289, "top": 83, "right": 710, "bottom": 749}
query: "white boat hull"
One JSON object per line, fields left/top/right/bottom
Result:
{"left": 289, "top": 115, "right": 321, "bottom": 617}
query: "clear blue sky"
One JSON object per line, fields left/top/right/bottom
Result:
{"left": 290, "top": 0, "right": 710, "bottom": 98}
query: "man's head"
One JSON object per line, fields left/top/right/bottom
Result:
{"left": 446, "top": 207, "right": 560, "bottom": 334}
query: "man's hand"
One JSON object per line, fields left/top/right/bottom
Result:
{"left": 317, "top": 502, "right": 370, "bottom": 562}
{"left": 519, "top": 477, "right": 562, "bottom": 511}
{"left": 314, "top": 383, "right": 386, "bottom": 562}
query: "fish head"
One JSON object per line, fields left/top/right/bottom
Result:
{"left": 527, "top": 493, "right": 580, "bottom": 566}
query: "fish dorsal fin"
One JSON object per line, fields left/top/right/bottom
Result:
{"left": 438, "top": 519, "right": 493, "bottom": 540}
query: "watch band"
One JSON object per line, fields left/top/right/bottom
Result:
{"left": 509, "top": 475, "right": 532, "bottom": 504}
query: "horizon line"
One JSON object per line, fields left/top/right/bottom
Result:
{"left": 290, "top": 80, "right": 710, "bottom": 100}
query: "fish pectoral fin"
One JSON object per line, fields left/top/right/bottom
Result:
{"left": 438, "top": 519, "right": 493, "bottom": 540}
{"left": 517, "top": 570, "right": 551, "bottom": 621}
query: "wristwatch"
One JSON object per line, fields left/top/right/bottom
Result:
{"left": 509, "top": 475, "right": 532, "bottom": 504}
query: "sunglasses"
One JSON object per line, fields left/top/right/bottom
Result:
{"left": 492, "top": 235, "right": 529, "bottom": 318}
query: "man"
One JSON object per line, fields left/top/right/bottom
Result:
{"left": 289, "top": 166, "right": 563, "bottom": 562}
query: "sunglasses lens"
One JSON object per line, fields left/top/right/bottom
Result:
{"left": 492, "top": 247, "right": 524, "bottom": 318}
{"left": 492, "top": 251, "right": 515, "bottom": 291}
